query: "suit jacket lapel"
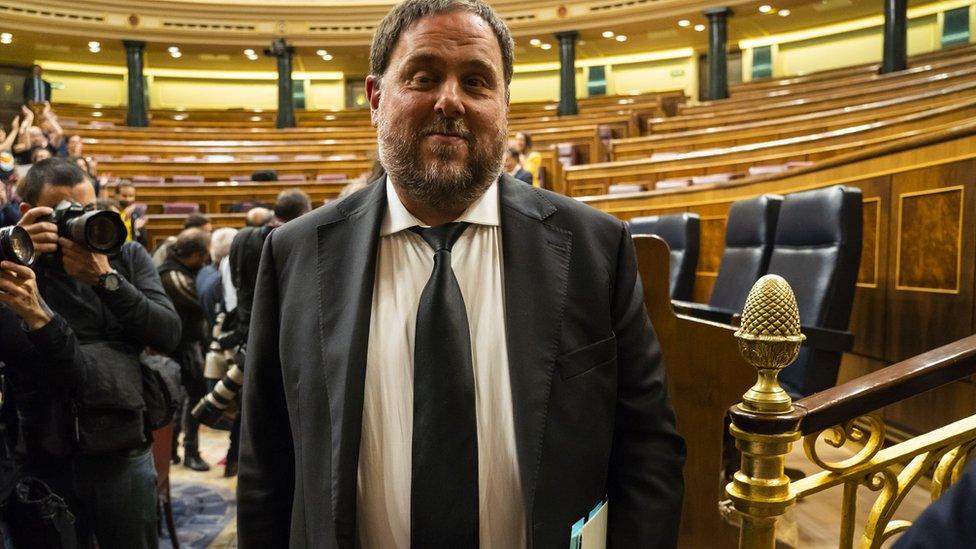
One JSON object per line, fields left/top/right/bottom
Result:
{"left": 499, "top": 176, "right": 573, "bottom": 526}
{"left": 316, "top": 178, "right": 386, "bottom": 546}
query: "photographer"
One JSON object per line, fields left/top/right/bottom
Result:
{"left": 158, "top": 228, "right": 211, "bottom": 472}
{"left": 15, "top": 158, "right": 181, "bottom": 548}
{"left": 0, "top": 259, "right": 85, "bottom": 547}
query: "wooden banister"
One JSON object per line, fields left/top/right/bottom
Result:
{"left": 729, "top": 333, "right": 976, "bottom": 437}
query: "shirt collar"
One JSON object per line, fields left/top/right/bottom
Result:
{"left": 380, "top": 175, "right": 500, "bottom": 237}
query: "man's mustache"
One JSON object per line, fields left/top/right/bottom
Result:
{"left": 421, "top": 119, "right": 472, "bottom": 141}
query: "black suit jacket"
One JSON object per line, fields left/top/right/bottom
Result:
{"left": 22, "top": 76, "right": 51, "bottom": 104}
{"left": 513, "top": 167, "right": 533, "bottom": 185}
{"left": 238, "top": 174, "right": 685, "bottom": 548}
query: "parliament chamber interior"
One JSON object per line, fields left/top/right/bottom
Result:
{"left": 1, "top": 0, "right": 975, "bottom": 547}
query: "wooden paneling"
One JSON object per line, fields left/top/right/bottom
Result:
{"left": 849, "top": 178, "right": 890, "bottom": 360}
{"left": 887, "top": 161, "right": 976, "bottom": 362}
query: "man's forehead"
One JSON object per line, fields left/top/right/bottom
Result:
{"left": 392, "top": 11, "right": 502, "bottom": 67}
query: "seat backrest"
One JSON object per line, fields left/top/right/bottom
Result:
{"left": 708, "top": 194, "right": 783, "bottom": 312}
{"left": 171, "top": 175, "right": 205, "bottom": 184}
{"left": 163, "top": 202, "right": 201, "bottom": 214}
{"left": 768, "top": 185, "right": 862, "bottom": 396}
{"left": 630, "top": 213, "right": 701, "bottom": 300}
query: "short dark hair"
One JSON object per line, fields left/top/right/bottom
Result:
{"left": 117, "top": 179, "right": 135, "bottom": 191}
{"left": 184, "top": 213, "right": 211, "bottom": 229}
{"left": 18, "top": 157, "right": 87, "bottom": 205}
{"left": 517, "top": 131, "right": 532, "bottom": 149}
{"left": 370, "top": 0, "right": 514, "bottom": 86}
{"left": 274, "top": 188, "right": 312, "bottom": 221}
{"left": 171, "top": 227, "right": 210, "bottom": 259}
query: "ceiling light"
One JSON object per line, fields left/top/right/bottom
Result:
{"left": 246, "top": 54, "right": 258, "bottom": 61}
{"left": 615, "top": 34, "right": 627, "bottom": 42}
{"left": 0, "top": 33, "right": 11, "bottom": 44}
{"left": 759, "top": 4, "right": 773, "bottom": 13}
{"left": 88, "top": 41, "right": 100, "bottom": 48}
{"left": 778, "top": 8, "right": 791, "bottom": 16}
{"left": 322, "top": 53, "right": 333, "bottom": 60}
{"left": 540, "top": 43, "right": 552, "bottom": 50}
{"left": 91, "top": 111, "right": 102, "bottom": 117}
{"left": 678, "top": 19, "right": 690, "bottom": 28}
{"left": 694, "top": 24, "right": 706, "bottom": 32}
{"left": 529, "top": 38, "right": 541, "bottom": 46}
{"left": 316, "top": 49, "right": 327, "bottom": 56}
{"left": 171, "top": 51, "right": 182, "bottom": 58}
{"left": 602, "top": 31, "right": 615, "bottom": 38}
{"left": 167, "top": 46, "right": 179, "bottom": 53}
{"left": 244, "top": 48, "right": 255, "bottom": 56}
{"left": 88, "top": 46, "right": 100, "bottom": 53}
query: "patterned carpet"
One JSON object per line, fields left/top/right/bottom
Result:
{"left": 160, "top": 481, "right": 236, "bottom": 549}
{"left": 164, "top": 426, "right": 239, "bottom": 548}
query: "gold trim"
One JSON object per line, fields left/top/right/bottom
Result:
{"left": 894, "top": 185, "right": 965, "bottom": 294}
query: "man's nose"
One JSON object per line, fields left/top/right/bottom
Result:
{"left": 434, "top": 79, "right": 465, "bottom": 119}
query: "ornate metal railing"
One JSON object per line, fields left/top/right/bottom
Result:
{"left": 724, "top": 275, "right": 976, "bottom": 549}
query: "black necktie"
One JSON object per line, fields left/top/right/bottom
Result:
{"left": 410, "top": 222, "right": 479, "bottom": 547}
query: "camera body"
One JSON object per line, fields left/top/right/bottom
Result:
{"left": 46, "top": 200, "right": 127, "bottom": 255}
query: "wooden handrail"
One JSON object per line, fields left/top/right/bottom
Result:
{"left": 729, "top": 333, "right": 976, "bottom": 437}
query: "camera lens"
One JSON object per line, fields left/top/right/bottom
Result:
{"left": 0, "top": 225, "right": 35, "bottom": 266}
{"left": 85, "top": 214, "right": 125, "bottom": 252}
{"left": 65, "top": 210, "right": 127, "bottom": 254}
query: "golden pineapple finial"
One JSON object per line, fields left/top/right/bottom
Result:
{"left": 735, "top": 274, "right": 806, "bottom": 414}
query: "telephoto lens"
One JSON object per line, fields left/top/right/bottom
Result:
{"left": 51, "top": 200, "right": 127, "bottom": 254}
{"left": 192, "top": 357, "right": 244, "bottom": 430}
{"left": 0, "top": 225, "right": 36, "bottom": 266}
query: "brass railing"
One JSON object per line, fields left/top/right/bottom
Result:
{"left": 725, "top": 275, "right": 976, "bottom": 548}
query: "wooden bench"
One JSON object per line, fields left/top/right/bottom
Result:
{"left": 565, "top": 104, "right": 976, "bottom": 195}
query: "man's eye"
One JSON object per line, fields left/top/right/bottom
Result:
{"left": 466, "top": 77, "right": 488, "bottom": 88}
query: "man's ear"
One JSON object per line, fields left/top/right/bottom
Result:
{"left": 365, "top": 75, "right": 381, "bottom": 127}
{"left": 18, "top": 201, "right": 30, "bottom": 215}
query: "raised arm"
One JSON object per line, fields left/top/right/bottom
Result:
{"left": 98, "top": 242, "right": 182, "bottom": 353}
{"left": 13, "top": 107, "right": 32, "bottom": 154}
{"left": 1, "top": 115, "right": 21, "bottom": 152}
{"left": 606, "top": 222, "right": 686, "bottom": 548}
{"left": 42, "top": 102, "right": 64, "bottom": 148}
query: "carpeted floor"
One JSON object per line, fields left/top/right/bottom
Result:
{"left": 164, "top": 426, "right": 239, "bottom": 548}
{"left": 160, "top": 481, "right": 235, "bottom": 549}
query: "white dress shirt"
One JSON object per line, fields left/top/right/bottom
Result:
{"left": 356, "top": 178, "right": 526, "bottom": 548}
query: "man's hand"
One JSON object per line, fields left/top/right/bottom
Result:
{"left": 135, "top": 215, "right": 148, "bottom": 230}
{"left": 10, "top": 114, "right": 19, "bottom": 132}
{"left": 42, "top": 101, "right": 52, "bottom": 117}
{"left": 0, "top": 260, "right": 51, "bottom": 330}
{"left": 60, "top": 238, "right": 112, "bottom": 286}
{"left": 17, "top": 206, "right": 59, "bottom": 255}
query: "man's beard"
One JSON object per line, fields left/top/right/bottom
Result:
{"left": 376, "top": 111, "right": 506, "bottom": 214}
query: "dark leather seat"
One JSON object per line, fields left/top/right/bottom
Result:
{"left": 672, "top": 194, "right": 782, "bottom": 322}
{"left": 709, "top": 195, "right": 783, "bottom": 313}
{"left": 768, "top": 185, "right": 862, "bottom": 397}
{"left": 630, "top": 213, "right": 700, "bottom": 301}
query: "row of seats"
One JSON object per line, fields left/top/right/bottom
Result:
{"left": 630, "top": 185, "right": 862, "bottom": 397}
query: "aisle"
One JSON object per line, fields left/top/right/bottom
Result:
{"left": 166, "top": 426, "right": 238, "bottom": 548}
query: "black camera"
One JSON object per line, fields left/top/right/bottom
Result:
{"left": 46, "top": 200, "right": 127, "bottom": 255}
{"left": 0, "top": 226, "right": 35, "bottom": 266}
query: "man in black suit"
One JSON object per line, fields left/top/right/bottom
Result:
{"left": 237, "top": 1, "right": 685, "bottom": 547}
{"left": 504, "top": 146, "right": 533, "bottom": 184}
{"left": 23, "top": 65, "right": 51, "bottom": 104}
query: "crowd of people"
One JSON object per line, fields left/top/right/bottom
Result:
{"left": 0, "top": 2, "right": 673, "bottom": 546}
{"left": 0, "top": 147, "right": 316, "bottom": 545}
